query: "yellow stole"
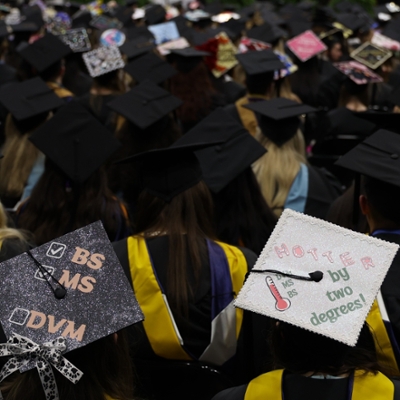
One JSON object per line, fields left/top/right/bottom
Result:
{"left": 244, "top": 369, "right": 394, "bottom": 400}
{"left": 127, "top": 236, "right": 246, "bottom": 360}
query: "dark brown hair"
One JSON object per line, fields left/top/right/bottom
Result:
{"left": 1, "top": 329, "right": 136, "bottom": 400}
{"left": 269, "top": 321, "right": 381, "bottom": 376}
{"left": 134, "top": 180, "right": 215, "bottom": 316}
{"left": 17, "top": 159, "right": 130, "bottom": 245}
{"left": 169, "top": 62, "right": 217, "bottom": 129}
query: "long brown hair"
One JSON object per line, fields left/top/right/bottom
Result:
{"left": 1, "top": 329, "right": 136, "bottom": 400}
{"left": 0, "top": 114, "right": 49, "bottom": 200}
{"left": 18, "top": 159, "right": 129, "bottom": 245}
{"left": 169, "top": 62, "right": 216, "bottom": 128}
{"left": 134, "top": 180, "right": 215, "bottom": 316}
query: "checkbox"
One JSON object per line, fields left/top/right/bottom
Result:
{"left": 46, "top": 242, "right": 66, "bottom": 259}
{"left": 34, "top": 265, "right": 55, "bottom": 281}
{"left": 9, "top": 308, "right": 30, "bottom": 326}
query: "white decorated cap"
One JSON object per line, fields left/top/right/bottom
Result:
{"left": 82, "top": 45, "right": 125, "bottom": 77}
{"left": 235, "top": 209, "right": 399, "bottom": 346}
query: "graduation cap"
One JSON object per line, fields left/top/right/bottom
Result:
{"left": 145, "top": 4, "right": 166, "bottom": 25}
{"left": 167, "top": 47, "right": 210, "bottom": 72}
{"left": 29, "top": 101, "right": 121, "bottom": 184}
{"left": 335, "top": 129, "right": 400, "bottom": 188}
{"left": 21, "top": 5, "right": 44, "bottom": 29}
{"left": 71, "top": 9, "right": 92, "bottom": 29}
{"left": 236, "top": 49, "right": 285, "bottom": 75}
{"left": 333, "top": 61, "right": 383, "bottom": 85}
{"left": 18, "top": 33, "right": 72, "bottom": 73}
{"left": 246, "top": 22, "right": 286, "bottom": 44}
{"left": 354, "top": 111, "right": 400, "bottom": 134}
{"left": 58, "top": 28, "right": 91, "bottom": 53}
{"left": 116, "top": 140, "right": 223, "bottom": 202}
{"left": 336, "top": 12, "right": 369, "bottom": 33}
{"left": 286, "top": 30, "right": 327, "bottom": 62}
{"left": 0, "top": 221, "right": 143, "bottom": 398}
{"left": 0, "top": 18, "right": 38, "bottom": 37}
{"left": 124, "top": 52, "right": 177, "bottom": 84}
{"left": 147, "top": 20, "right": 180, "bottom": 45}
{"left": 350, "top": 42, "right": 392, "bottom": 70}
{"left": 172, "top": 108, "right": 267, "bottom": 193}
{"left": 107, "top": 80, "right": 182, "bottom": 130}
{"left": 120, "top": 36, "right": 155, "bottom": 59}
{"left": 243, "top": 98, "right": 316, "bottom": 146}
{"left": 82, "top": 45, "right": 125, "bottom": 78}
{"left": 235, "top": 208, "right": 399, "bottom": 346}
{"left": 0, "top": 77, "right": 64, "bottom": 122}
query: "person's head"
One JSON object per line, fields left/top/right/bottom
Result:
{"left": 269, "top": 321, "right": 379, "bottom": 376}
{"left": 360, "top": 175, "right": 400, "bottom": 232}
{"left": 245, "top": 71, "right": 275, "bottom": 96}
{"left": 212, "top": 167, "right": 277, "bottom": 254}
{"left": 91, "top": 68, "right": 125, "bottom": 94}
{"left": 38, "top": 59, "right": 65, "bottom": 82}
{"left": 1, "top": 330, "right": 135, "bottom": 400}
{"left": 253, "top": 128, "right": 306, "bottom": 216}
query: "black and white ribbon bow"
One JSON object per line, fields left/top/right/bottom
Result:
{"left": 0, "top": 333, "right": 83, "bottom": 400}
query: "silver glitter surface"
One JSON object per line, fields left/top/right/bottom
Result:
{"left": 0, "top": 221, "right": 144, "bottom": 356}
{"left": 235, "top": 209, "right": 399, "bottom": 346}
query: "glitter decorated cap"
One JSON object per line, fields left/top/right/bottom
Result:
{"left": 243, "top": 98, "right": 316, "bottom": 146}
{"left": 0, "top": 77, "right": 64, "bottom": 121}
{"left": 236, "top": 49, "right": 285, "bottom": 76}
{"left": 335, "top": 129, "right": 400, "bottom": 187}
{"left": 29, "top": 101, "right": 121, "bottom": 184}
{"left": 18, "top": 33, "right": 72, "bottom": 73}
{"left": 173, "top": 108, "right": 266, "bottom": 192}
{"left": 235, "top": 209, "right": 399, "bottom": 346}
{"left": 124, "top": 52, "right": 177, "bottom": 84}
{"left": 0, "top": 221, "right": 144, "bottom": 354}
{"left": 82, "top": 45, "right": 125, "bottom": 77}
{"left": 107, "top": 80, "right": 182, "bottom": 129}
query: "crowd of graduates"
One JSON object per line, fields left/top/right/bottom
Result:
{"left": 1, "top": 0, "right": 400, "bottom": 398}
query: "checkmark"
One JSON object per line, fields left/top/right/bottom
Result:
{"left": 50, "top": 247, "right": 63, "bottom": 255}
{"left": 46, "top": 242, "right": 66, "bottom": 259}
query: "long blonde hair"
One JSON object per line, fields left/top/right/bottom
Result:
{"left": 0, "top": 114, "right": 48, "bottom": 199}
{"left": 0, "top": 202, "right": 28, "bottom": 243}
{"left": 253, "top": 128, "right": 307, "bottom": 217}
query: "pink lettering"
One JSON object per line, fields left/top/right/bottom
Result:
{"left": 274, "top": 244, "right": 289, "bottom": 259}
{"left": 322, "top": 251, "right": 334, "bottom": 263}
{"left": 292, "top": 245, "right": 305, "bottom": 258}
{"left": 307, "top": 248, "right": 318, "bottom": 261}
{"left": 361, "top": 257, "right": 374, "bottom": 270}
{"left": 340, "top": 252, "right": 355, "bottom": 267}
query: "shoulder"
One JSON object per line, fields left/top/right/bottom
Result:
{"left": 215, "top": 241, "right": 258, "bottom": 270}
{"left": 211, "top": 384, "right": 248, "bottom": 400}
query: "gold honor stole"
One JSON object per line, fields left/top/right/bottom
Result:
{"left": 244, "top": 369, "right": 394, "bottom": 400}
{"left": 128, "top": 236, "right": 247, "bottom": 363}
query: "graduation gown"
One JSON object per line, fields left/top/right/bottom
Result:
{"left": 212, "top": 370, "right": 400, "bottom": 400}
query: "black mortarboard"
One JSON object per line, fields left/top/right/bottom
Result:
{"left": 236, "top": 49, "right": 285, "bottom": 75}
{"left": 145, "top": 4, "right": 166, "bottom": 25}
{"left": 107, "top": 80, "right": 182, "bottom": 129}
{"left": 354, "top": 111, "right": 400, "bottom": 134}
{"left": 120, "top": 36, "right": 155, "bottom": 59}
{"left": 0, "top": 221, "right": 143, "bottom": 366}
{"left": 167, "top": 47, "right": 211, "bottom": 72}
{"left": 383, "top": 15, "right": 400, "bottom": 42}
{"left": 246, "top": 22, "right": 286, "bottom": 44}
{"left": 0, "top": 77, "right": 64, "bottom": 121}
{"left": 172, "top": 109, "right": 267, "bottom": 193}
{"left": 19, "top": 33, "right": 72, "bottom": 72}
{"left": 323, "top": 107, "right": 377, "bottom": 137}
{"left": 116, "top": 141, "right": 222, "bottom": 202}
{"left": 124, "top": 52, "right": 177, "bottom": 84}
{"left": 0, "top": 20, "right": 38, "bottom": 37}
{"left": 71, "top": 10, "right": 92, "bottom": 29}
{"left": 336, "top": 12, "right": 368, "bottom": 32}
{"left": 29, "top": 101, "right": 121, "bottom": 183}
{"left": 243, "top": 98, "right": 316, "bottom": 146}
{"left": 123, "top": 25, "right": 155, "bottom": 41}
{"left": 335, "top": 129, "right": 400, "bottom": 188}
{"left": 21, "top": 5, "right": 44, "bottom": 29}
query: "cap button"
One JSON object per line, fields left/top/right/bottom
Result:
{"left": 215, "top": 146, "right": 222, "bottom": 152}
{"left": 391, "top": 153, "right": 399, "bottom": 160}
{"left": 142, "top": 100, "right": 148, "bottom": 105}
